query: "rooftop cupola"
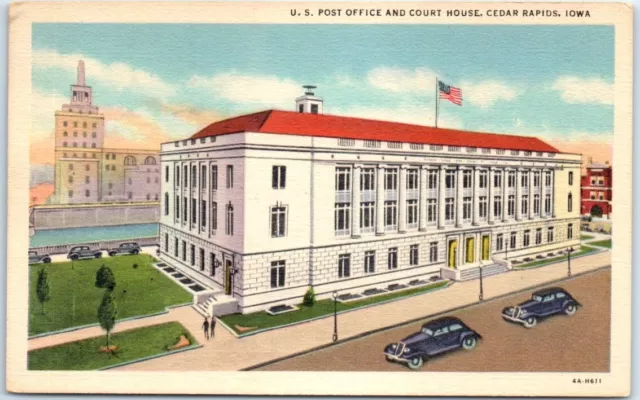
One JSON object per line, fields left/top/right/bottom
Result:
{"left": 295, "top": 85, "right": 323, "bottom": 114}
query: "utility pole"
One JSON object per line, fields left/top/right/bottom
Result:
{"left": 332, "top": 291, "right": 338, "bottom": 342}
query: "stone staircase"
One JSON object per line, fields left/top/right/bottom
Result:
{"left": 192, "top": 291, "right": 239, "bottom": 317}
{"left": 459, "top": 263, "right": 510, "bottom": 281}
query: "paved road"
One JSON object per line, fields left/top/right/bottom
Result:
{"left": 259, "top": 268, "right": 611, "bottom": 373}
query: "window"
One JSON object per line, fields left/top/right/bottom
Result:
{"left": 508, "top": 171, "right": 516, "bottom": 188}
{"left": 334, "top": 203, "right": 351, "bottom": 236}
{"left": 510, "top": 232, "right": 517, "bottom": 249}
{"left": 211, "top": 202, "right": 217, "bottom": 231}
{"left": 521, "top": 195, "right": 529, "bottom": 215}
{"left": 164, "top": 193, "right": 169, "bottom": 215}
{"left": 124, "top": 156, "right": 136, "bottom": 166}
{"left": 568, "top": 193, "right": 573, "bottom": 212}
{"left": 226, "top": 203, "right": 234, "bottom": 235}
{"left": 427, "top": 199, "right": 437, "bottom": 223}
{"left": 191, "top": 165, "right": 197, "bottom": 188}
{"left": 494, "top": 171, "right": 502, "bottom": 188}
{"left": 545, "top": 171, "right": 552, "bottom": 187}
{"left": 175, "top": 195, "right": 180, "bottom": 218}
{"left": 360, "top": 202, "right": 375, "bottom": 233}
{"left": 174, "top": 238, "right": 178, "bottom": 257}
{"left": 210, "top": 253, "right": 216, "bottom": 276}
{"left": 85, "top": 190, "right": 90, "bottom": 197}
{"left": 272, "top": 166, "right": 286, "bottom": 189}
{"left": 507, "top": 195, "right": 515, "bottom": 217}
{"left": 73, "top": 142, "right": 77, "bottom": 148}
{"left": 533, "top": 172, "right": 540, "bottom": 187}
{"left": 407, "top": 169, "right": 419, "bottom": 190}
{"left": 73, "top": 132, "right": 78, "bottom": 137}
{"left": 144, "top": 156, "right": 156, "bottom": 165}
{"left": 85, "top": 176, "right": 90, "bottom": 184}
{"left": 63, "top": 131, "right": 68, "bottom": 137}
{"left": 409, "top": 245, "right": 419, "bottom": 266}
{"left": 479, "top": 170, "right": 488, "bottom": 188}
{"left": 83, "top": 131, "right": 87, "bottom": 138}
{"left": 175, "top": 166, "right": 180, "bottom": 186}
{"left": 407, "top": 200, "right": 418, "bottom": 228}
{"left": 445, "top": 170, "right": 456, "bottom": 189}
{"left": 271, "top": 206, "right": 287, "bottom": 237}
{"left": 164, "top": 233, "right": 168, "bottom": 252}
{"left": 445, "top": 198, "right": 455, "bottom": 222}
{"left": 68, "top": 176, "right": 74, "bottom": 184}
{"left": 523, "top": 230, "right": 530, "bottom": 247}
{"left": 359, "top": 251, "right": 374, "bottom": 274}
{"left": 545, "top": 194, "right": 551, "bottom": 215}
{"left": 568, "top": 171, "right": 574, "bottom": 185}
{"left": 495, "top": 194, "right": 502, "bottom": 216}
{"left": 384, "top": 169, "right": 398, "bottom": 190}
{"left": 547, "top": 227, "right": 554, "bottom": 242}
{"left": 183, "top": 165, "right": 188, "bottom": 187}
{"left": 567, "top": 224, "right": 573, "bottom": 240}
{"left": 190, "top": 244, "right": 195, "bottom": 266}
{"left": 63, "top": 142, "right": 68, "bottom": 147}
{"left": 479, "top": 196, "right": 488, "bottom": 218}
{"left": 183, "top": 197, "right": 187, "bottom": 221}
{"left": 198, "top": 248, "right": 205, "bottom": 271}
{"left": 388, "top": 248, "right": 398, "bottom": 270}
{"left": 521, "top": 173, "right": 528, "bottom": 188}
{"left": 384, "top": 201, "right": 397, "bottom": 231}
{"left": 92, "top": 132, "right": 96, "bottom": 138}
{"left": 429, "top": 242, "right": 438, "bottom": 262}
{"left": 128, "top": 192, "right": 132, "bottom": 200}
{"left": 128, "top": 178, "right": 132, "bottom": 185}
{"left": 361, "top": 168, "right": 375, "bottom": 191}
{"left": 535, "top": 228, "right": 542, "bottom": 245}
{"left": 533, "top": 194, "right": 540, "bottom": 215}
{"left": 63, "top": 121, "right": 68, "bottom": 127}
{"left": 336, "top": 167, "right": 351, "bottom": 191}
{"left": 463, "top": 197, "right": 472, "bottom": 220}
{"left": 338, "top": 254, "right": 351, "bottom": 278}
{"left": 73, "top": 121, "right": 78, "bottom": 128}
{"left": 270, "top": 261, "right": 286, "bottom": 288}
{"left": 427, "top": 170, "right": 438, "bottom": 189}
{"left": 182, "top": 240, "right": 187, "bottom": 261}
{"left": 211, "top": 165, "right": 218, "bottom": 190}
{"left": 68, "top": 190, "right": 73, "bottom": 198}
{"left": 201, "top": 200, "right": 207, "bottom": 228}
{"left": 311, "top": 104, "right": 319, "bottom": 114}
{"left": 463, "top": 170, "right": 472, "bottom": 188}
{"left": 226, "top": 165, "right": 234, "bottom": 188}
{"left": 496, "top": 234, "right": 504, "bottom": 251}
{"left": 201, "top": 165, "right": 207, "bottom": 188}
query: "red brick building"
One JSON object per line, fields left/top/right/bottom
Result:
{"left": 580, "top": 160, "right": 612, "bottom": 219}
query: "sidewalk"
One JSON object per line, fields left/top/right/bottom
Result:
{"left": 108, "top": 249, "right": 610, "bottom": 371}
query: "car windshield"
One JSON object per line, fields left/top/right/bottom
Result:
{"left": 421, "top": 328, "right": 434, "bottom": 336}
{"left": 532, "top": 295, "right": 543, "bottom": 302}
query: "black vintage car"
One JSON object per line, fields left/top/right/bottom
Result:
{"left": 383, "top": 316, "right": 482, "bottom": 370}
{"left": 107, "top": 242, "right": 141, "bottom": 257}
{"left": 502, "top": 287, "right": 581, "bottom": 328}
{"left": 67, "top": 245, "right": 103, "bottom": 260}
{"left": 28, "top": 250, "right": 51, "bottom": 264}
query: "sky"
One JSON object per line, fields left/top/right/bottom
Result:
{"left": 30, "top": 24, "right": 614, "bottom": 187}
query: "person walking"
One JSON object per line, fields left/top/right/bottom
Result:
{"left": 210, "top": 316, "right": 216, "bottom": 338}
{"left": 202, "top": 316, "right": 210, "bottom": 340}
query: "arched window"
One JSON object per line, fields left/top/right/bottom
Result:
{"left": 63, "top": 142, "right": 68, "bottom": 147}
{"left": 226, "top": 203, "right": 234, "bottom": 235}
{"left": 124, "top": 156, "right": 137, "bottom": 166}
{"left": 144, "top": 156, "right": 156, "bottom": 165}
{"left": 568, "top": 193, "right": 573, "bottom": 212}
{"left": 63, "top": 131, "right": 68, "bottom": 137}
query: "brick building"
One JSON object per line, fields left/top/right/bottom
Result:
{"left": 580, "top": 159, "right": 612, "bottom": 219}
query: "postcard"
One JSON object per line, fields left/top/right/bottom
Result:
{"left": 6, "top": 1, "right": 632, "bottom": 396}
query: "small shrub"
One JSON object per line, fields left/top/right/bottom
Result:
{"left": 302, "top": 287, "right": 316, "bottom": 307}
{"left": 95, "top": 265, "right": 116, "bottom": 291}
{"left": 132, "top": 263, "right": 139, "bottom": 269}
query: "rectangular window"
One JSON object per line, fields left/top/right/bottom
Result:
{"left": 183, "top": 197, "right": 187, "bottom": 222}
{"left": 201, "top": 200, "right": 207, "bottom": 228}
{"left": 445, "top": 198, "right": 455, "bottom": 222}
{"left": 533, "top": 172, "right": 540, "bottom": 187}
{"left": 387, "top": 248, "right": 398, "bottom": 270}
{"left": 201, "top": 165, "right": 207, "bottom": 188}
{"left": 535, "top": 228, "right": 542, "bottom": 245}
{"left": 463, "top": 197, "right": 472, "bottom": 220}
{"left": 521, "top": 173, "right": 529, "bottom": 188}
{"left": 547, "top": 227, "right": 554, "bottom": 242}
{"left": 427, "top": 170, "right": 438, "bottom": 189}
{"left": 210, "top": 253, "right": 216, "bottom": 276}
{"left": 190, "top": 245, "right": 195, "bottom": 266}
{"left": 507, "top": 195, "right": 515, "bottom": 217}
{"left": 496, "top": 234, "right": 504, "bottom": 251}
{"left": 360, "top": 202, "right": 375, "bottom": 233}
{"left": 494, "top": 196, "right": 502, "bottom": 219}
{"left": 335, "top": 167, "right": 351, "bottom": 191}
{"left": 409, "top": 245, "right": 419, "bottom": 266}
{"left": 226, "top": 204, "right": 234, "bottom": 235}
{"left": 463, "top": 170, "right": 472, "bottom": 188}
{"left": 384, "top": 201, "right": 397, "bottom": 230}
{"left": 364, "top": 251, "right": 375, "bottom": 274}
{"left": 545, "top": 194, "right": 551, "bottom": 215}
{"left": 270, "top": 260, "right": 286, "bottom": 288}
{"left": 427, "top": 199, "right": 437, "bottom": 223}
{"left": 211, "top": 202, "right": 218, "bottom": 231}
{"left": 479, "top": 196, "right": 488, "bottom": 218}
{"left": 191, "top": 166, "right": 197, "bottom": 188}
{"left": 508, "top": 171, "right": 516, "bottom": 188}
{"left": 211, "top": 166, "right": 218, "bottom": 190}
{"left": 191, "top": 198, "right": 197, "bottom": 224}
{"left": 174, "top": 238, "right": 179, "bottom": 257}
{"left": 568, "top": 171, "right": 574, "bottom": 185}
{"left": 226, "top": 165, "right": 234, "bottom": 188}
{"left": 533, "top": 194, "right": 540, "bottom": 215}
{"left": 182, "top": 240, "right": 187, "bottom": 261}
{"left": 334, "top": 203, "right": 351, "bottom": 236}
{"left": 183, "top": 165, "right": 188, "bottom": 188}
{"left": 521, "top": 195, "right": 529, "bottom": 215}
{"left": 494, "top": 172, "right": 502, "bottom": 188}
{"left": 338, "top": 254, "right": 351, "bottom": 278}
{"left": 510, "top": 232, "right": 517, "bottom": 249}
{"left": 407, "top": 200, "right": 418, "bottom": 228}
{"left": 199, "top": 248, "right": 205, "bottom": 271}
{"left": 545, "top": 171, "right": 552, "bottom": 187}
{"left": 445, "top": 171, "right": 456, "bottom": 189}
{"left": 384, "top": 169, "right": 398, "bottom": 190}
{"left": 567, "top": 224, "right": 573, "bottom": 240}
{"left": 164, "top": 233, "right": 168, "bottom": 251}
{"left": 272, "top": 166, "right": 286, "bottom": 189}
{"left": 523, "top": 230, "right": 530, "bottom": 247}
{"left": 407, "top": 169, "right": 419, "bottom": 190}
{"left": 271, "top": 206, "right": 287, "bottom": 237}
{"left": 361, "top": 168, "right": 375, "bottom": 191}
{"left": 429, "top": 242, "right": 438, "bottom": 262}
{"left": 479, "top": 170, "right": 488, "bottom": 188}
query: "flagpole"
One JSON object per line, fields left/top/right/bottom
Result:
{"left": 435, "top": 77, "right": 439, "bottom": 128}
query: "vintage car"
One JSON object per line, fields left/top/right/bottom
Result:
{"left": 28, "top": 250, "right": 51, "bottom": 264}
{"left": 502, "top": 287, "right": 581, "bottom": 328}
{"left": 383, "top": 316, "right": 482, "bottom": 370}
{"left": 67, "top": 245, "right": 103, "bottom": 260}
{"left": 107, "top": 242, "right": 141, "bottom": 257}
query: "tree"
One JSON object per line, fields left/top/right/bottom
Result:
{"left": 95, "top": 264, "right": 116, "bottom": 291}
{"left": 97, "top": 289, "right": 118, "bottom": 348}
{"left": 36, "top": 267, "right": 51, "bottom": 315}
{"left": 303, "top": 286, "right": 316, "bottom": 307}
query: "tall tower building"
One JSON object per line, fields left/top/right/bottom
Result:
{"left": 53, "top": 61, "right": 105, "bottom": 204}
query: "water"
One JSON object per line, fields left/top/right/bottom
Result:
{"left": 30, "top": 223, "right": 159, "bottom": 247}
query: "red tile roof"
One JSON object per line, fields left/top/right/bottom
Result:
{"left": 190, "top": 110, "right": 560, "bottom": 153}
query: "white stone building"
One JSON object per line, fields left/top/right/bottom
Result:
{"left": 158, "top": 90, "right": 582, "bottom": 315}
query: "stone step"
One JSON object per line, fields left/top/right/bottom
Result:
{"left": 459, "top": 264, "right": 509, "bottom": 281}
{"left": 192, "top": 303, "right": 210, "bottom": 317}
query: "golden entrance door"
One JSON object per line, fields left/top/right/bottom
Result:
{"left": 465, "top": 237, "right": 475, "bottom": 263}
{"left": 224, "top": 260, "right": 232, "bottom": 295}
{"left": 448, "top": 240, "right": 458, "bottom": 268}
{"left": 482, "top": 236, "right": 490, "bottom": 260}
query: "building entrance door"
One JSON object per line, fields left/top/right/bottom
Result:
{"left": 482, "top": 235, "right": 490, "bottom": 261}
{"left": 448, "top": 240, "right": 458, "bottom": 268}
{"left": 224, "top": 259, "right": 232, "bottom": 295}
{"left": 465, "top": 237, "right": 475, "bottom": 263}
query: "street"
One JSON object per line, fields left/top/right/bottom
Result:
{"left": 258, "top": 268, "right": 610, "bottom": 372}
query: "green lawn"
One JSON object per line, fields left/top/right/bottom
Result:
{"left": 513, "top": 245, "right": 599, "bottom": 270}
{"left": 580, "top": 234, "right": 594, "bottom": 240}
{"left": 29, "top": 254, "right": 192, "bottom": 336}
{"left": 589, "top": 239, "right": 612, "bottom": 248}
{"left": 28, "top": 322, "right": 197, "bottom": 370}
{"left": 221, "top": 280, "right": 450, "bottom": 335}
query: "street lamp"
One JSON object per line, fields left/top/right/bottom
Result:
{"left": 332, "top": 291, "right": 338, "bottom": 342}
{"left": 478, "top": 265, "right": 484, "bottom": 301}
{"left": 567, "top": 246, "right": 575, "bottom": 277}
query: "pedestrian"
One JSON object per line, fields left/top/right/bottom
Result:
{"left": 210, "top": 316, "right": 216, "bottom": 338}
{"left": 202, "top": 316, "right": 210, "bottom": 340}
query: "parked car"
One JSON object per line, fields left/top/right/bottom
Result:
{"left": 28, "top": 250, "right": 51, "bottom": 264}
{"left": 107, "top": 242, "right": 141, "bottom": 257}
{"left": 502, "top": 287, "right": 581, "bottom": 328}
{"left": 383, "top": 316, "right": 482, "bottom": 370}
{"left": 67, "top": 245, "right": 103, "bottom": 260}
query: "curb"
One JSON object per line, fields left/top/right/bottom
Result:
{"left": 511, "top": 246, "right": 607, "bottom": 271}
{"left": 221, "top": 281, "right": 453, "bottom": 339}
{"left": 99, "top": 343, "right": 203, "bottom": 371}
{"left": 242, "top": 264, "right": 611, "bottom": 371}
{"left": 28, "top": 302, "right": 193, "bottom": 340}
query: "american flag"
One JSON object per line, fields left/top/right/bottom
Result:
{"left": 439, "top": 80, "right": 462, "bottom": 106}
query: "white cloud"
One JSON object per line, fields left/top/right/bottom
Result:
{"left": 461, "top": 80, "right": 520, "bottom": 108}
{"left": 333, "top": 104, "right": 463, "bottom": 130}
{"left": 367, "top": 67, "right": 438, "bottom": 94}
{"left": 188, "top": 72, "right": 301, "bottom": 109}
{"left": 552, "top": 76, "right": 613, "bottom": 105}
{"left": 31, "top": 90, "right": 68, "bottom": 137}
{"left": 32, "top": 49, "right": 176, "bottom": 98}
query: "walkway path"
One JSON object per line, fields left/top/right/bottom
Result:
{"left": 581, "top": 232, "right": 612, "bottom": 249}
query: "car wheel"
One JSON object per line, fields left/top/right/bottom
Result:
{"left": 462, "top": 336, "right": 477, "bottom": 350}
{"left": 564, "top": 303, "right": 577, "bottom": 316}
{"left": 43, "top": 258, "right": 51, "bottom": 264}
{"left": 95, "top": 253, "right": 102, "bottom": 259}
{"left": 407, "top": 356, "right": 424, "bottom": 370}
{"left": 70, "top": 254, "right": 79, "bottom": 261}
{"left": 132, "top": 250, "right": 139, "bottom": 255}
{"left": 385, "top": 355, "right": 394, "bottom": 362}
{"left": 523, "top": 316, "right": 537, "bottom": 329}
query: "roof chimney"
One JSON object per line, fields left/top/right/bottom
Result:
{"left": 295, "top": 85, "right": 323, "bottom": 114}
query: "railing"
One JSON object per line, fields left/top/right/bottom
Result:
{"left": 384, "top": 190, "right": 398, "bottom": 201}
{"left": 406, "top": 189, "right": 419, "bottom": 200}
{"left": 29, "top": 236, "right": 159, "bottom": 255}
{"left": 335, "top": 191, "right": 351, "bottom": 203}
{"left": 361, "top": 191, "right": 376, "bottom": 202}
{"left": 427, "top": 189, "right": 438, "bottom": 198}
